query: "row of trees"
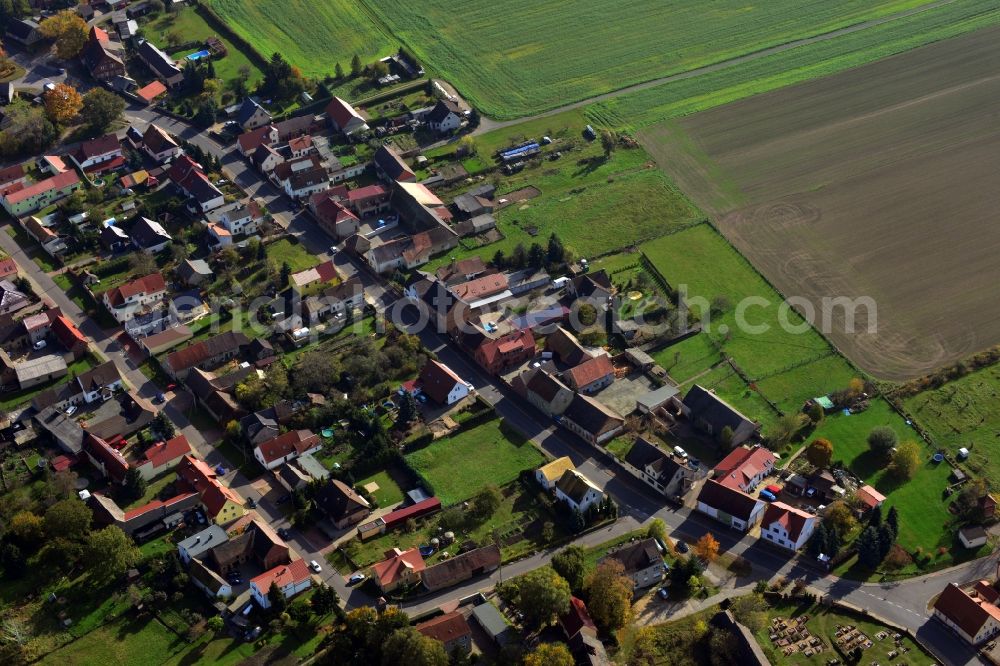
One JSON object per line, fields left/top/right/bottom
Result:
{"left": 491, "top": 233, "right": 571, "bottom": 272}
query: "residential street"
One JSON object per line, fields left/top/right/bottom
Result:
{"left": 5, "top": 101, "right": 981, "bottom": 665}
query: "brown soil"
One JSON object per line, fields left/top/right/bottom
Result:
{"left": 640, "top": 26, "right": 1000, "bottom": 380}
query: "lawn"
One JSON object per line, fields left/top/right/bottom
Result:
{"left": 265, "top": 237, "right": 320, "bottom": 273}
{"left": 591, "top": 0, "right": 1000, "bottom": 131}
{"left": 40, "top": 617, "right": 184, "bottom": 666}
{"left": 144, "top": 5, "right": 264, "bottom": 86}
{"left": 642, "top": 224, "right": 836, "bottom": 379}
{"left": 404, "top": 419, "right": 545, "bottom": 505}
{"left": 755, "top": 599, "right": 935, "bottom": 665}
{"left": 357, "top": 468, "right": 407, "bottom": 508}
{"left": 427, "top": 127, "right": 701, "bottom": 269}
{"left": 120, "top": 471, "right": 177, "bottom": 511}
{"left": 205, "top": 0, "right": 395, "bottom": 79}
{"left": 809, "top": 399, "right": 956, "bottom": 556}
{"left": 365, "top": 0, "right": 940, "bottom": 119}
{"left": 902, "top": 364, "right": 1000, "bottom": 488}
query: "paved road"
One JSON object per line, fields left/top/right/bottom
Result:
{"left": 472, "top": 0, "right": 959, "bottom": 134}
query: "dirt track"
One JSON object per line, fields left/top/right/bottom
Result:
{"left": 640, "top": 26, "right": 1000, "bottom": 380}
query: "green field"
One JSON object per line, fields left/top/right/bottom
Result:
{"left": 404, "top": 420, "right": 545, "bottom": 505}
{"left": 265, "top": 238, "right": 320, "bottom": 272}
{"left": 357, "top": 468, "right": 407, "bottom": 507}
{"left": 205, "top": 0, "right": 395, "bottom": 79}
{"left": 903, "top": 364, "right": 1000, "bottom": 488}
{"left": 366, "top": 0, "right": 939, "bottom": 119}
{"left": 41, "top": 617, "right": 184, "bottom": 666}
{"left": 591, "top": 0, "right": 1000, "bottom": 131}
{"left": 642, "top": 223, "right": 854, "bottom": 427}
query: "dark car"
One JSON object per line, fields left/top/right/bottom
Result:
{"left": 675, "top": 541, "right": 689, "bottom": 554}
{"left": 276, "top": 527, "right": 290, "bottom": 539}
{"left": 276, "top": 494, "right": 291, "bottom": 505}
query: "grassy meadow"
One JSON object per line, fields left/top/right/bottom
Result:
{"left": 367, "top": 0, "right": 941, "bottom": 118}
{"left": 205, "top": 0, "right": 395, "bottom": 78}
{"left": 404, "top": 419, "right": 544, "bottom": 505}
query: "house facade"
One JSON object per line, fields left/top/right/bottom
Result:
{"left": 760, "top": 502, "right": 816, "bottom": 552}
{"left": 102, "top": 273, "right": 167, "bottom": 323}
{"left": 253, "top": 430, "right": 322, "bottom": 470}
{"left": 602, "top": 538, "right": 663, "bottom": 589}
{"left": 560, "top": 394, "right": 625, "bottom": 446}
{"left": 250, "top": 559, "right": 312, "bottom": 609}
{"left": 554, "top": 469, "right": 604, "bottom": 513}
{"left": 3, "top": 171, "right": 81, "bottom": 217}
{"left": 933, "top": 582, "right": 1000, "bottom": 645}
{"left": 620, "top": 437, "right": 692, "bottom": 498}
{"left": 696, "top": 479, "right": 765, "bottom": 532}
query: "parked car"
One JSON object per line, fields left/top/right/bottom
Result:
{"left": 276, "top": 527, "right": 289, "bottom": 539}
{"left": 33, "top": 340, "right": 47, "bottom": 350}
{"left": 154, "top": 393, "right": 165, "bottom": 404}
{"left": 309, "top": 560, "right": 322, "bottom": 573}
{"left": 246, "top": 497, "right": 256, "bottom": 508}
{"left": 64, "top": 405, "right": 77, "bottom": 416}
{"left": 765, "top": 484, "right": 783, "bottom": 495}
{"left": 675, "top": 541, "right": 689, "bottom": 554}
{"left": 348, "top": 573, "right": 366, "bottom": 585}
{"left": 759, "top": 489, "right": 776, "bottom": 502}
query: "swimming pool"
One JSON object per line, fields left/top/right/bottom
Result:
{"left": 186, "top": 50, "right": 211, "bottom": 61}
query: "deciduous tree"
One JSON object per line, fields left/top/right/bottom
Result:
{"left": 524, "top": 642, "right": 574, "bottom": 666}
{"left": 551, "top": 545, "right": 586, "bottom": 592}
{"left": 471, "top": 484, "right": 502, "bottom": 520}
{"left": 81, "top": 88, "right": 125, "bottom": 132}
{"left": 693, "top": 533, "right": 720, "bottom": 562}
{"left": 85, "top": 526, "right": 140, "bottom": 585}
{"left": 823, "top": 501, "right": 856, "bottom": 536}
{"left": 585, "top": 559, "right": 633, "bottom": 633}
{"left": 805, "top": 438, "right": 833, "bottom": 468}
{"left": 508, "top": 567, "right": 571, "bottom": 627}
{"left": 888, "top": 441, "right": 921, "bottom": 481}
{"left": 867, "top": 426, "right": 897, "bottom": 455}
{"left": 39, "top": 10, "right": 88, "bottom": 59}
{"left": 43, "top": 82, "right": 83, "bottom": 124}
{"left": 381, "top": 627, "right": 447, "bottom": 666}
{"left": 44, "top": 498, "right": 91, "bottom": 542}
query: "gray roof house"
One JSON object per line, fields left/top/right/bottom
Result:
{"left": 621, "top": 436, "right": 692, "bottom": 497}
{"left": 178, "top": 258, "right": 214, "bottom": 286}
{"left": 681, "top": 384, "right": 760, "bottom": 446}
{"left": 601, "top": 538, "right": 663, "bottom": 589}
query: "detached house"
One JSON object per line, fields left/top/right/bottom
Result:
{"left": 250, "top": 559, "right": 313, "bottom": 609}
{"left": 535, "top": 457, "right": 576, "bottom": 491}
{"left": 131, "top": 217, "right": 173, "bottom": 253}
{"left": 326, "top": 97, "right": 369, "bottom": 136}
{"left": 168, "top": 155, "right": 224, "bottom": 213}
{"left": 253, "top": 429, "right": 322, "bottom": 470}
{"left": 760, "top": 501, "right": 816, "bottom": 552}
{"left": 425, "top": 99, "right": 464, "bottom": 134}
{"left": 102, "top": 273, "right": 166, "bottom": 324}
{"left": 682, "top": 385, "right": 760, "bottom": 446}
{"left": 621, "top": 437, "right": 693, "bottom": 498}
{"left": 69, "top": 133, "right": 124, "bottom": 175}
{"left": 310, "top": 190, "right": 360, "bottom": 239}
{"left": 696, "top": 479, "right": 765, "bottom": 532}
{"left": 514, "top": 366, "right": 574, "bottom": 417}
{"left": 713, "top": 445, "right": 776, "bottom": 493}
{"left": 555, "top": 469, "right": 604, "bottom": 513}
{"left": 204, "top": 199, "right": 264, "bottom": 238}
{"left": 416, "top": 359, "right": 470, "bottom": 405}
{"left": 601, "top": 538, "right": 663, "bottom": 589}
{"left": 372, "top": 547, "right": 426, "bottom": 593}
{"left": 314, "top": 478, "right": 371, "bottom": 529}
{"left": 416, "top": 612, "right": 473, "bottom": 656}
{"left": 176, "top": 454, "right": 246, "bottom": 524}
{"left": 234, "top": 98, "right": 271, "bottom": 131}
{"left": 76, "top": 360, "right": 123, "bottom": 403}
{"left": 139, "top": 124, "right": 181, "bottom": 163}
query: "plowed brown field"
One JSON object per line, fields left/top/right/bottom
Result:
{"left": 640, "top": 27, "right": 1000, "bottom": 380}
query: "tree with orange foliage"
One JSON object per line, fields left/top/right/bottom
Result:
{"left": 44, "top": 83, "right": 83, "bottom": 124}
{"left": 693, "top": 533, "right": 720, "bottom": 563}
{"left": 39, "top": 10, "right": 89, "bottom": 60}
{"left": 805, "top": 438, "right": 834, "bottom": 468}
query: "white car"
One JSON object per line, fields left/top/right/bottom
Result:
{"left": 329, "top": 246, "right": 339, "bottom": 256}
{"left": 33, "top": 340, "right": 47, "bottom": 350}
{"left": 310, "top": 560, "right": 322, "bottom": 573}
{"left": 64, "top": 405, "right": 77, "bottom": 416}
{"left": 347, "top": 572, "right": 365, "bottom": 585}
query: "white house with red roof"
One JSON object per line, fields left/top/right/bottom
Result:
{"left": 69, "top": 133, "right": 124, "bottom": 174}
{"left": 138, "top": 124, "right": 181, "bottom": 163}
{"left": 134, "top": 434, "right": 192, "bottom": 480}
{"left": 414, "top": 359, "right": 470, "bottom": 405}
{"left": 713, "top": 445, "right": 776, "bottom": 493}
{"left": 372, "top": 547, "right": 426, "bottom": 593}
{"left": 253, "top": 430, "right": 322, "bottom": 470}
{"left": 759, "top": 501, "right": 816, "bottom": 552}
{"left": 325, "top": 97, "right": 369, "bottom": 136}
{"left": 102, "top": 272, "right": 166, "bottom": 323}
{"left": 250, "top": 559, "right": 313, "bottom": 608}
{"left": 933, "top": 582, "right": 1000, "bottom": 645}
{"left": 168, "top": 155, "right": 224, "bottom": 213}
